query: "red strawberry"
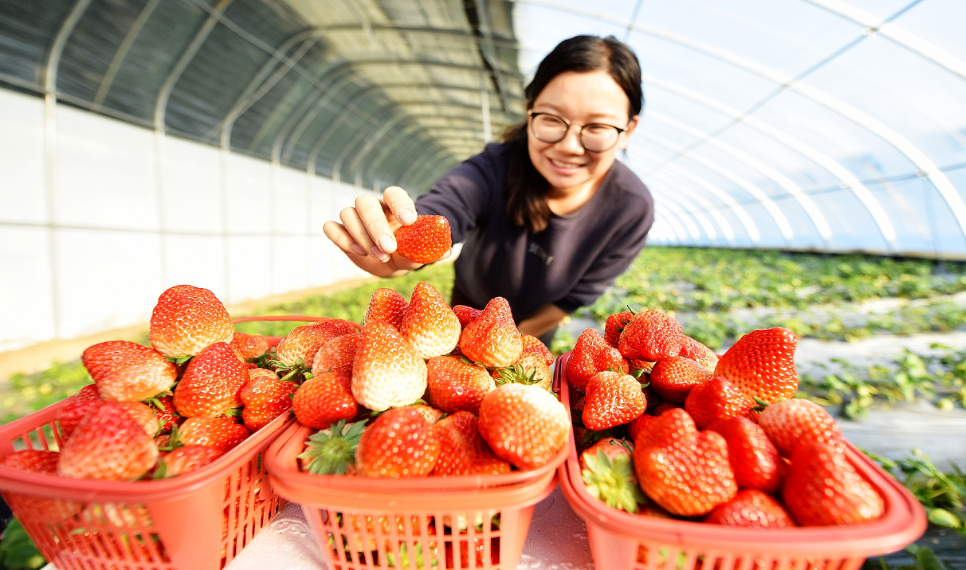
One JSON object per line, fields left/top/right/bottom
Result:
{"left": 400, "top": 282, "right": 461, "bottom": 359}
{"left": 627, "top": 413, "right": 659, "bottom": 443}
{"left": 629, "top": 359, "right": 655, "bottom": 374}
{"left": 230, "top": 332, "right": 269, "bottom": 362}
{"left": 617, "top": 309, "right": 685, "bottom": 361}
{"left": 356, "top": 407, "right": 440, "bottom": 477}
{"left": 426, "top": 356, "right": 495, "bottom": 414}
{"left": 173, "top": 342, "right": 249, "bottom": 417}
{"left": 684, "top": 377, "right": 756, "bottom": 429}
{"left": 56, "top": 399, "right": 104, "bottom": 440}
{"left": 239, "top": 370, "right": 297, "bottom": 431}
{"left": 458, "top": 297, "right": 522, "bottom": 368}
{"left": 352, "top": 321, "right": 427, "bottom": 412}
{"left": 566, "top": 328, "right": 628, "bottom": 391}
{"left": 149, "top": 285, "right": 234, "bottom": 361}
{"left": 0, "top": 450, "right": 80, "bottom": 520}
{"left": 292, "top": 371, "right": 358, "bottom": 429}
{"left": 149, "top": 395, "right": 184, "bottom": 433}
{"left": 649, "top": 401, "right": 681, "bottom": 416}
{"left": 477, "top": 383, "right": 569, "bottom": 470}
{"left": 72, "top": 384, "right": 101, "bottom": 402}
{"left": 57, "top": 401, "right": 159, "bottom": 481}
{"left": 326, "top": 319, "right": 361, "bottom": 336}
{"left": 704, "top": 489, "right": 794, "bottom": 528}
{"left": 178, "top": 417, "right": 250, "bottom": 452}
{"left": 679, "top": 336, "right": 718, "bottom": 372}
{"left": 706, "top": 417, "right": 781, "bottom": 494}
{"left": 453, "top": 305, "right": 482, "bottom": 328}
{"left": 275, "top": 322, "right": 345, "bottom": 371}
{"left": 521, "top": 334, "right": 554, "bottom": 366}
{"left": 633, "top": 408, "right": 737, "bottom": 517}
{"left": 714, "top": 327, "right": 798, "bottom": 404}
{"left": 116, "top": 401, "right": 160, "bottom": 438}
{"left": 81, "top": 341, "right": 177, "bottom": 402}
{"left": 394, "top": 215, "right": 452, "bottom": 264}
{"left": 155, "top": 445, "right": 225, "bottom": 478}
{"left": 579, "top": 438, "right": 644, "bottom": 513}
{"left": 649, "top": 356, "right": 712, "bottom": 403}
{"left": 0, "top": 450, "right": 59, "bottom": 473}
{"left": 411, "top": 404, "right": 444, "bottom": 425}
{"left": 757, "top": 398, "right": 845, "bottom": 458}
{"left": 604, "top": 310, "right": 634, "bottom": 347}
{"left": 364, "top": 288, "right": 408, "bottom": 329}
{"left": 311, "top": 332, "right": 362, "bottom": 377}
{"left": 582, "top": 371, "right": 647, "bottom": 431}
{"left": 782, "top": 442, "right": 884, "bottom": 526}
{"left": 431, "top": 411, "right": 511, "bottom": 476}
{"left": 445, "top": 534, "right": 499, "bottom": 569}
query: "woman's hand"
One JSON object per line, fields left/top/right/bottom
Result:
{"left": 323, "top": 186, "right": 424, "bottom": 277}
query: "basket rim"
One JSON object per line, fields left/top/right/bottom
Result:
{"left": 554, "top": 350, "right": 928, "bottom": 556}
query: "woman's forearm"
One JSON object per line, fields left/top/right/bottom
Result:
{"left": 517, "top": 304, "right": 568, "bottom": 338}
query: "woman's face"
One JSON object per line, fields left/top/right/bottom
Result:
{"left": 527, "top": 70, "right": 638, "bottom": 194}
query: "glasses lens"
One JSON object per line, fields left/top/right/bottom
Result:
{"left": 580, "top": 125, "right": 620, "bottom": 152}
{"left": 531, "top": 114, "right": 567, "bottom": 143}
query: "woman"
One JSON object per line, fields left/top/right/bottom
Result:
{"left": 323, "top": 35, "right": 654, "bottom": 347}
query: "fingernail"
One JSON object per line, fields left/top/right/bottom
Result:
{"left": 350, "top": 244, "right": 366, "bottom": 256}
{"left": 398, "top": 209, "right": 416, "bottom": 225}
{"left": 370, "top": 246, "right": 390, "bottom": 262}
{"left": 378, "top": 235, "right": 396, "bottom": 253}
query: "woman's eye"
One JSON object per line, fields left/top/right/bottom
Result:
{"left": 584, "top": 125, "right": 611, "bottom": 135}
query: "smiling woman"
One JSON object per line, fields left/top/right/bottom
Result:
{"left": 323, "top": 35, "right": 654, "bottom": 346}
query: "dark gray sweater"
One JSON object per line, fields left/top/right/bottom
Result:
{"left": 415, "top": 142, "right": 653, "bottom": 322}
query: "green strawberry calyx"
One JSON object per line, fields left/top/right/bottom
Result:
{"left": 581, "top": 449, "right": 646, "bottom": 514}
{"left": 298, "top": 419, "right": 367, "bottom": 475}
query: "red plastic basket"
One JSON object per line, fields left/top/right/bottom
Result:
{"left": 265, "top": 412, "right": 569, "bottom": 570}
{"left": 554, "top": 351, "right": 928, "bottom": 570}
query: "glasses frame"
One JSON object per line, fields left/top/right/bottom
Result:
{"left": 527, "top": 110, "right": 628, "bottom": 153}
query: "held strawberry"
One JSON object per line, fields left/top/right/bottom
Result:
{"left": 81, "top": 341, "right": 177, "bottom": 402}
{"left": 582, "top": 371, "right": 647, "bottom": 431}
{"left": 57, "top": 401, "right": 159, "bottom": 481}
{"left": 352, "top": 321, "right": 427, "bottom": 412}
{"left": 394, "top": 215, "right": 452, "bottom": 264}
{"left": 431, "top": 411, "right": 511, "bottom": 476}
{"left": 714, "top": 327, "right": 798, "bottom": 404}
{"left": 477, "top": 383, "right": 569, "bottom": 470}
{"left": 149, "top": 285, "right": 234, "bottom": 362}
{"left": 173, "top": 342, "right": 249, "bottom": 418}
{"left": 425, "top": 356, "right": 495, "bottom": 414}
{"left": 356, "top": 406, "right": 440, "bottom": 477}
{"left": 458, "top": 297, "right": 523, "bottom": 368}
{"left": 400, "top": 282, "right": 461, "bottom": 359}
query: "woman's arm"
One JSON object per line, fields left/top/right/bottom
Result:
{"left": 517, "top": 303, "right": 568, "bottom": 338}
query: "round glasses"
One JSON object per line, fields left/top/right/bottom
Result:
{"left": 527, "top": 111, "right": 627, "bottom": 152}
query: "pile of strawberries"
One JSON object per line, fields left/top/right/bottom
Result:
{"left": 570, "top": 308, "right": 885, "bottom": 528}
{"left": 291, "top": 282, "right": 569, "bottom": 478}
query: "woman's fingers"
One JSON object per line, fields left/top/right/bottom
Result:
{"left": 338, "top": 204, "right": 390, "bottom": 262}
{"left": 383, "top": 186, "right": 417, "bottom": 225}
{"left": 323, "top": 220, "right": 367, "bottom": 257}
{"left": 354, "top": 194, "right": 397, "bottom": 257}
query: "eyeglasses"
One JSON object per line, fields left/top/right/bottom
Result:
{"left": 527, "top": 110, "right": 627, "bottom": 152}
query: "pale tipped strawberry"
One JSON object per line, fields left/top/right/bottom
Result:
{"left": 56, "top": 399, "right": 103, "bottom": 440}
{"left": 401, "top": 282, "right": 461, "bottom": 359}
{"left": 684, "top": 377, "right": 756, "bottom": 430}
{"left": 477, "top": 383, "right": 569, "bottom": 470}
{"left": 453, "top": 305, "right": 482, "bottom": 329}
{"left": 154, "top": 445, "right": 225, "bottom": 479}
{"left": 566, "top": 328, "right": 628, "bottom": 391}
{"left": 649, "top": 356, "right": 712, "bottom": 403}
{"left": 706, "top": 416, "right": 782, "bottom": 494}
{"left": 326, "top": 319, "right": 361, "bottom": 336}
{"left": 149, "top": 285, "right": 234, "bottom": 362}
{"left": 680, "top": 336, "right": 718, "bottom": 373}
{"left": 356, "top": 407, "right": 440, "bottom": 477}
{"left": 352, "top": 321, "right": 427, "bottom": 412}
{"left": 173, "top": 342, "right": 249, "bottom": 418}
{"left": 274, "top": 322, "right": 346, "bottom": 380}
{"left": 705, "top": 489, "right": 795, "bottom": 528}
{"left": 426, "top": 356, "right": 495, "bottom": 414}
{"left": 714, "top": 327, "right": 798, "bottom": 404}
{"left": 783, "top": 442, "right": 884, "bottom": 526}
{"left": 292, "top": 371, "right": 358, "bottom": 429}
{"left": 493, "top": 352, "right": 552, "bottom": 391}
{"left": 177, "top": 417, "right": 250, "bottom": 452}
{"left": 582, "top": 371, "right": 647, "bottom": 431}
{"left": 458, "top": 297, "right": 522, "bottom": 368}
{"left": 239, "top": 370, "right": 297, "bottom": 432}
{"left": 81, "top": 341, "right": 177, "bottom": 402}
{"left": 521, "top": 334, "right": 554, "bottom": 366}
{"left": 365, "top": 288, "right": 408, "bottom": 329}
{"left": 299, "top": 419, "right": 367, "bottom": 475}
{"left": 580, "top": 438, "right": 645, "bottom": 513}
{"left": 312, "top": 332, "right": 362, "bottom": 377}
{"left": 394, "top": 215, "right": 452, "bottom": 264}
{"left": 432, "top": 411, "right": 511, "bottom": 476}
{"left": 116, "top": 401, "right": 160, "bottom": 438}
{"left": 604, "top": 310, "right": 635, "bottom": 348}
{"left": 57, "top": 401, "right": 159, "bottom": 481}
{"left": 618, "top": 309, "right": 685, "bottom": 361}
{"left": 757, "top": 398, "right": 845, "bottom": 458}
{"left": 230, "top": 332, "right": 269, "bottom": 362}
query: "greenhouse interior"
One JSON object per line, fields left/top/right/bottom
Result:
{"left": 0, "top": 0, "right": 964, "bottom": 568}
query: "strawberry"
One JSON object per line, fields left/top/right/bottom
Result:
{"left": 81, "top": 341, "right": 177, "bottom": 402}
{"left": 617, "top": 309, "right": 685, "bottom": 361}
{"left": 56, "top": 399, "right": 103, "bottom": 440}
{"left": 230, "top": 332, "right": 269, "bottom": 362}
{"left": 627, "top": 413, "right": 659, "bottom": 443}
{"left": 521, "top": 334, "right": 554, "bottom": 366}
{"left": 292, "top": 371, "right": 358, "bottom": 429}
{"left": 356, "top": 407, "right": 440, "bottom": 477}
{"left": 629, "top": 359, "right": 655, "bottom": 374}
{"left": 706, "top": 417, "right": 781, "bottom": 494}
{"left": 477, "top": 383, "right": 569, "bottom": 470}
{"left": 714, "top": 327, "right": 798, "bottom": 404}
{"left": 311, "top": 332, "right": 362, "bottom": 377}
{"left": 633, "top": 408, "right": 737, "bottom": 517}
{"left": 364, "top": 288, "right": 408, "bottom": 329}
{"left": 299, "top": 419, "right": 366, "bottom": 475}
{"left": 155, "top": 445, "right": 225, "bottom": 478}
{"left": 493, "top": 352, "right": 553, "bottom": 391}
{"left": 173, "top": 342, "right": 249, "bottom": 417}
{"left": 582, "top": 371, "right": 647, "bottom": 431}
{"left": 458, "top": 297, "right": 522, "bottom": 368}
{"left": 704, "top": 489, "right": 794, "bottom": 528}
{"left": 0, "top": 450, "right": 80, "bottom": 520}
{"left": 604, "top": 310, "right": 634, "bottom": 347}
{"left": 757, "top": 398, "right": 845, "bottom": 458}
{"left": 445, "top": 534, "right": 499, "bottom": 568}
{"left": 239, "top": 370, "right": 297, "bottom": 431}
{"left": 783, "top": 442, "right": 884, "bottom": 526}
{"left": 148, "top": 395, "right": 183, "bottom": 433}
{"left": 71, "top": 384, "right": 101, "bottom": 402}
{"left": 400, "top": 282, "right": 461, "bottom": 359}
{"left": 649, "top": 356, "right": 712, "bottom": 403}
{"left": 684, "top": 377, "right": 756, "bottom": 429}
{"left": 431, "top": 411, "right": 511, "bottom": 476}
{"left": 679, "top": 336, "right": 718, "bottom": 373}
{"left": 425, "top": 356, "right": 495, "bottom": 414}
{"left": 410, "top": 404, "right": 444, "bottom": 425}
{"left": 453, "top": 305, "right": 482, "bottom": 328}
{"left": 580, "top": 438, "right": 645, "bottom": 513}
{"left": 149, "top": 284, "right": 234, "bottom": 362}
{"left": 565, "top": 328, "right": 628, "bottom": 391}
{"left": 274, "top": 322, "right": 345, "bottom": 379}
{"left": 0, "top": 450, "right": 59, "bottom": 473}
{"left": 394, "top": 215, "right": 452, "bottom": 264}
{"left": 326, "top": 319, "right": 361, "bottom": 336}
{"left": 57, "top": 401, "right": 159, "bottom": 481}
{"left": 352, "top": 321, "right": 427, "bottom": 412}
{"left": 116, "top": 401, "right": 160, "bottom": 438}
{"left": 177, "top": 417, "right": 250, "bottom": 452}
{"left": 648, "top": 401, "right": 681, "bottom": 416}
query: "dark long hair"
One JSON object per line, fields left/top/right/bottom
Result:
{"left": 503, "top": 35, "right": 643, "bottom": 233}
